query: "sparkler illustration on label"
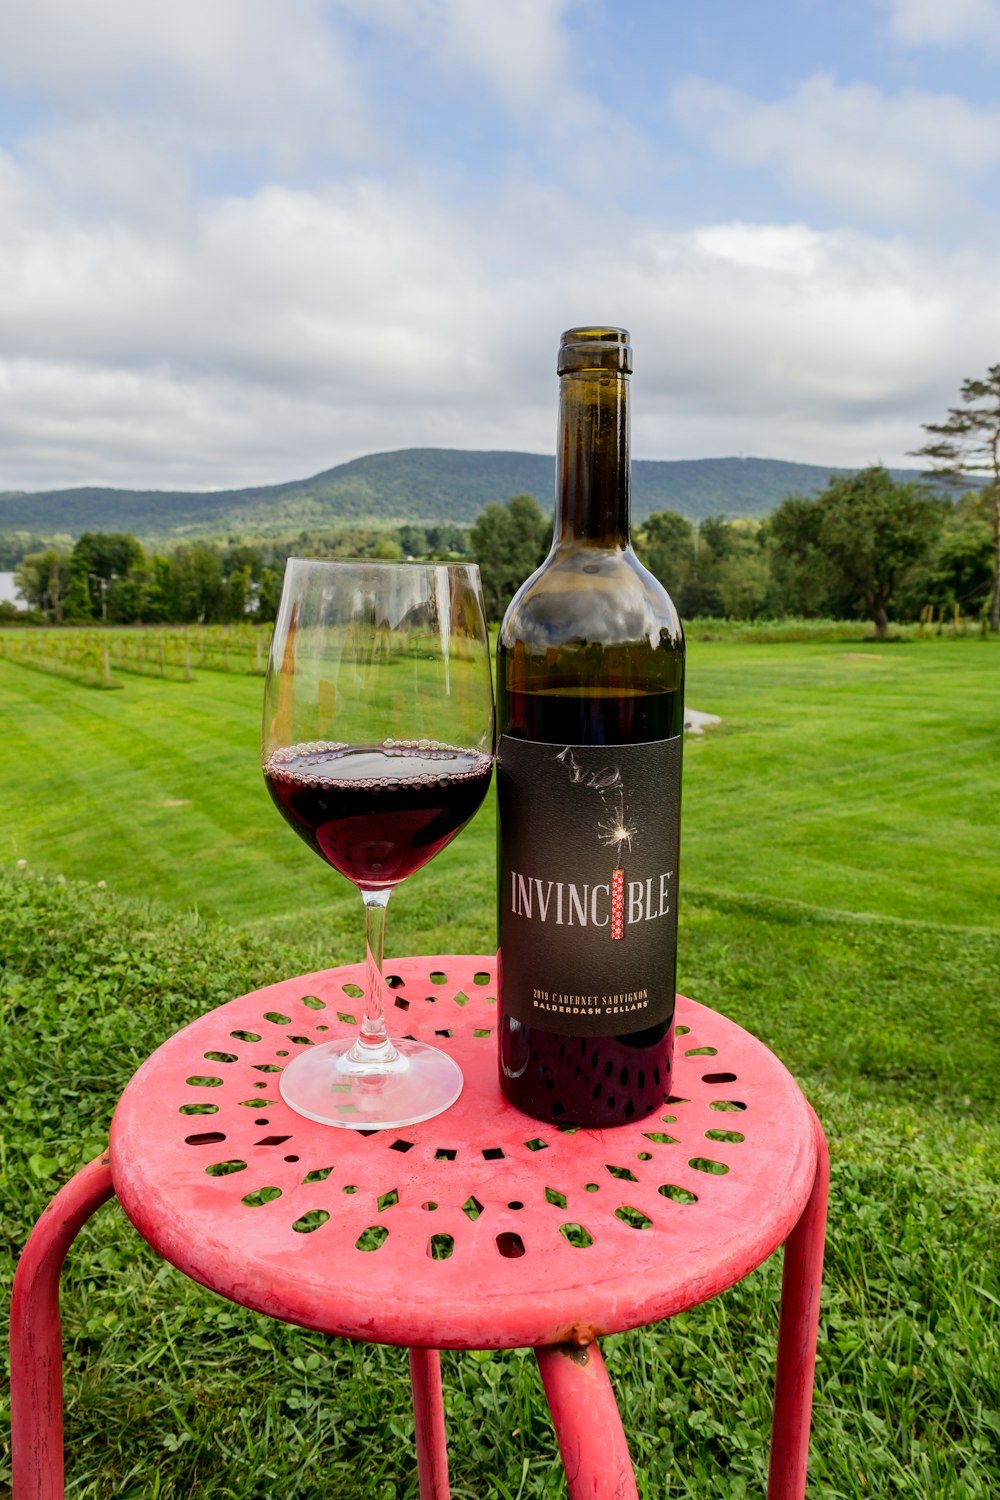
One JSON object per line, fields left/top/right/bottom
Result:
{"left": 554, "top": 748, "right": 637, "bottom": 941}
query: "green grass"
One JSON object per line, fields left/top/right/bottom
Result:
{"left": 1, "top": 635, "right": 997, "bottom": 940}
{"left": 2, "top": 633, "right": 999, "bottom": 1497}
{"left": 0, "top": 652, "right": 495, "bottom": 961}
{"left": 683, "top": 617, "right": 987, "bottom": 642}
{"left": 682, "top": 637, "right": 999, "bottom": 928}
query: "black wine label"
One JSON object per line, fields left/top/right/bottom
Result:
{"left": 497, "top": 733, "right": 681, "bottom": 1037}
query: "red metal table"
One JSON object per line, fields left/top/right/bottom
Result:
{"left": 11, "top": 955, "right": 828, "bottom": 1499}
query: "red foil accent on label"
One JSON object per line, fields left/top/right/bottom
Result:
{"left": 611, "top": 868, "right": 624, "bottom": 940}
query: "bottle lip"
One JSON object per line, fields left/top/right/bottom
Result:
{"left": 558, "top": 326, "right": 632, "bottom": 375}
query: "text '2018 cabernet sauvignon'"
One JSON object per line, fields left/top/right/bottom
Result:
{"left": 496, "top": 327, "right": 684, "bottom": 1127}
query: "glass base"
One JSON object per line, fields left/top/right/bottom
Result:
{"left": 278, "top": 1038, "right": 464, "bottom": 1129}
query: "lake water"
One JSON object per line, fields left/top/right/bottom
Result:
{"left": 0, "top": 571, "right": 27, "bottom": 609}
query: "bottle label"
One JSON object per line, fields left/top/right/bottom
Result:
{"left": 497, "top": 734, "right": 681, "bottom": 1036}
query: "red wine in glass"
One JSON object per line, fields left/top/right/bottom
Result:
{"left": 264, "top": 741, "right": 493, "bottom": 888}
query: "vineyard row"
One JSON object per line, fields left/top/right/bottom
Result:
{"left": 0, "top": 626, "right": 274, "bottom": 689}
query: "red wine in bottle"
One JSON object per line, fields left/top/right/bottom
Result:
{"left": 496, "top": 327, "right": 684, "bottom": 1127}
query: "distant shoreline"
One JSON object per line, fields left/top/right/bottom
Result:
{"left": 0, "top": 571, "right": 26, "bottom": 610}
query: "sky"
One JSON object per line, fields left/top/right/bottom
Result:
{"left": 2, "top": 0, "right": 1000, "bottom": 492}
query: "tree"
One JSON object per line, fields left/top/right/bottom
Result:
{"left": 817, "top": 466, "right": 944, "bottom": 637}
{"left": 637, "top": 510, "right": 695, "bottom": 601}
{"left": 426, "top": 523, "right": 470, "bottom": 557}
{"left": 714, "top": 546, "right": 771, "bottom": 619}
{"left": 14, "top": 548, "right": 72, "bottom": 622}
{"left": 257, "top": 567, "right": 283, "bottom": 623}
{"left": 67, "top": 532, "right": 144, "bottom": 621}
{"left": 141, "top": 554, "right": 179, "bottom": 622}
{"left": 226, "top": 564, "right": 252, "bottom": 620}
{"left": 912, "top": 365, "right": 1000, "bottom": 631}
{"left": 640, "top": 512, "right": 775, "bottom": 620}
{"left": 171, "top": 542, "right": 226, "bottom": 623}
{"left": 695, "top": 516, "right": 771, "bottom": 619}
{"left": 469, "top": 493, "right": 549, "bottom": 619}
{"left": 764, "top": 496, "right": 838, "bottom": 618}
{"left": 397, "top": 524, "right": 428, "bottom": 558}
{"left": 896, "top": 489, "right": 995, "bottom": 622}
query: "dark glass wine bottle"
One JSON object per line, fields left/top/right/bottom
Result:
{"left": 496, "top": 326, "right": 684, "bottom": 1127}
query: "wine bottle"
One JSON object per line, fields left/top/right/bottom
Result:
{"left": 496, "top": 326, "right": 684, "bottom": 1127}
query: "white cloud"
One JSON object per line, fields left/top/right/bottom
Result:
{"left": 2, "top": 134, "right": 999, "bottom": 491}
{"left": 0, "top": 0, "right": 579, "bottom": 129}
{"left": 672, "top": 73, "right": 1000, "bottom": 225}
{"left": 0, "top": 0, "right": 328, "bottom": 89}
{"left": 335, "top": 0, "right": 572, "bottom": 115}
{"left": 22, "top": 123, "right": 195, "bottom": 233}
{"left": 886, "top": 0, "right": 1000, "bottom": 50}
{"left": 332, "top": 0, "right": 651, "bottom": 189}
{"left": 0, "top": 0, "right": 377, "bottom": 170}
{"left": 578, "top": 220, "right": 1000, "bottom": 469}
{"left": 417, "top": 0, "right": 573, "bottom": 115}
{"left": 1, "top": 5, "right": 998, "bottom": 497}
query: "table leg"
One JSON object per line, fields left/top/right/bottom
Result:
{"left": 535, "top": 1340, "right": 639, "bottom": 1500}
{"left": 409, "top": 1347, "right": 450, "bottom": 1499}
{"left": 10, "top": 1153, "right": 117, "bottom": 1500}
{"left": 768, "top": 1108, "right": 830, "bottom": 1500}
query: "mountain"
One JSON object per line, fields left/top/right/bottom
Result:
{"left": 0, "top": 448, "right": 937, "bottom": 546}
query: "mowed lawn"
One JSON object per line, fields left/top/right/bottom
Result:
{"left": 1, "top": 634, "right": 997, "bottom": 938}
{"left": 682, "top": 636, "right": 999, "bottom": 928}
{"left": 0, "top": 654, "right": 495, "bottom": 964}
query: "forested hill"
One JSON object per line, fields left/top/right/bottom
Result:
{"left": 0, "top": 448, "right": 931, "bottom": 545}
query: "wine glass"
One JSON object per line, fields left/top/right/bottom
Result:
{"left": 262, "top": 558, "right": 494, "bottom": 1130}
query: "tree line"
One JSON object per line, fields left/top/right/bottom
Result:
{"left": 470, "top": 468, "right": 994, "bottom": 636}
{"left": 8, "top": 523, "right": 469, "bottom": 626}
{"left": 7, "top": 362, "right": 999, "bottom": 634}
{"left": 7, "top": 468, "right": 995, "bottom": 635}
{"left": 469, "top": 368, "right": 1000, "bottom": 634}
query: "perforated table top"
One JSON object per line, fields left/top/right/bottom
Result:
{"left": 109, "top": 956, "right": 819, "bottom": 1350}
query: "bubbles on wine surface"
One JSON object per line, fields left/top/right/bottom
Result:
{"left": 266, "top": 739, "right": 490, "bottom": 792}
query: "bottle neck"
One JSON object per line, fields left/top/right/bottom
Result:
{"left": 555, "top": 369, "right": 630, "bottom": 548}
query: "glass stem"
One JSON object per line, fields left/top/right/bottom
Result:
{"left": 346, "top": 888, "right": 399, "bottom": 1066}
